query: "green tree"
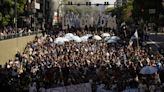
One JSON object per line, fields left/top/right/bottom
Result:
{"left": 122, "top": 0, "right": 133, "bottom": 23}
{"left": 0, "top": 0, "right": 27, "bottom": 27}
{"left": 105, "top": 7, "right": 114, "bottom": 14}
{"left": 109, "top": 0, "right": 134, "bottom": 24}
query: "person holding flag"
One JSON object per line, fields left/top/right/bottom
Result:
{"left": 128, "top": 29, "right": 139, "bottom": 49}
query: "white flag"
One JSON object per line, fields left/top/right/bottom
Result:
{"left": 128, "top": 30, "right": 138, "bottom": 46}
{"left": 134, "top": 29, "right": 138, "bottom": 39}
{"left": 128, "top": 39, "right": 133, "bottom": 47}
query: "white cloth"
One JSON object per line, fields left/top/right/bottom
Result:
{"left": 39, "top": 87, "right": 46, "bottom": 92}
{"left": 29, "top": 85, "right": 37, "bottom": 92}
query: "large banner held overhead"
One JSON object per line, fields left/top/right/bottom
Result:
{"left": 62, "top": 13, "right": 117, "bottom": 30}
{"left": 46, "top": 83, "right": 92, "bottom": 92}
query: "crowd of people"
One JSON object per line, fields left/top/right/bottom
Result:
{"left": 0, "top": 26, "right": 42, "bottom": 40}
{"left": 0, "top": 29, "right": 164, "bottom": 92}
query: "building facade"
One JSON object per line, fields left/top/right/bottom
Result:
{"left": 24, "top": 0, "right": 51, "bottom": 31}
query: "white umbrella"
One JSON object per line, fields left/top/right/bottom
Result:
{"left": 54, "top": 37, "right": 69, "bottom": 45}
{"left": 104, "top": 36, "right": 111, "bottom": 41}
{"left": 110, "top": 36, "right": 120, "bottom": 41}
{"left": 93, "top": 35, "right": 102, "bottom": 40}
{"left": 64, "top": 33, "right": 75, "bottom": 41}
{"left": 72, "top": 35, "right": 81, "bottom": 42}
{"left": 65, "top": 33, "right": 74, "bottom": 37}
{"left": 101, "top": 33, "right": 110, "bottom": 37}
{"left": 140, "top": 66, "right": 158, "bottom": 74}
{"left": 80, "top": 34, "right": 93, "bottom": 42}
{"left": 54, "top": 38, "right": 65, "bottom": 45}
{"left": 80, "top": 36, "right": 89, "bottom": 42}
{"left": 107, "top": 39, "right": 117, "bottom": 43}
{"left": 85, "top": 34, "right": 92, "bottom": 37}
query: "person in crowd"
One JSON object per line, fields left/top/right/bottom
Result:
{"left": 0, "top": 29, "right": 163, "bottom": 92}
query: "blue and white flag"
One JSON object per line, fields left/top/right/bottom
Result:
{"left": 129, "top": 30, "right": 138, "bottom": 46}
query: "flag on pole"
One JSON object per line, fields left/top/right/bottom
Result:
{"left": 134, "top": 29, "right": 138, "bottom": 39}
{"left": 128, "top": 30, "right": 139, "bottom": 46}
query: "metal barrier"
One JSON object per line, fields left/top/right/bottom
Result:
{"left": 0, "top": 31, "right": 42, "bottom": 41}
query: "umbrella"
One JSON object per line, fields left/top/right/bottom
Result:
{"left": 80, "top": 36, "right": 89, "bottom": 42}
{"left": 72, "top": 36, "right": 81, "bottom": 42}
{"left": 54, "top": 37, "right": 69, "bottom": 45}
{"left": 80, "top": 34, "right": 92, "bottom": 42}
{"left": 104, "top": 36, "right": 111, "bottom": 41}
{"left": 107, "top": 39, "right": 117, "bottom": 43}
{"left": 93, "top": 35, "right": 102, "bottom": 40}
{"left": 101, "top": 33, "right": 110, "bottom": 37}
{"left": 85, "top": 34, "right": 93, "bottom": 37}
{"left": 64, "top": 33, "right": 75, "bottom": 41}
{"left": 65, "top": 33, "right": 74, "bottom": 37}
{"left": 140, "top": 66, "right": 158, "bottom": 74}
{"left": 110, "top": 36, "right": 120, "bottom": 41}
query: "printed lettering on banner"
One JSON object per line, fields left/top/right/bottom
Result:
{"left": 50, "top": 87, "right": 66, "bottom": 92}
{"left": 62, "top": 13, "right": 117, "bottom": 29}
{"left": 107, "top": 16, "right": 112, "bottom": 28}
{"left": 76, "top": 84, "right": 84, "bottom": 92}
{"left": 84, "top": 15, "right": 90, "bottom": 27}
{"left": 96, "top": 87, "right": 114, "bottom": 92}
{"left": 62, "top": 15, "right": 71, "bottom": 29}
{"left": 93, "top": 14, "right": 100, "bottom": 26}
{"left": 80, "top": 17, "right": 86, "bottom": 28}
{"left": 82, "top": 83, "right": 92, "bottom": 92}
{"left": 112, "top": 16, "right": 117, "bottom": 30}
{"left": 46, "top": 83, "right": 92, "bottom": 92}
{"left": 100, "top": 15, "right": 106, "bottom": 27}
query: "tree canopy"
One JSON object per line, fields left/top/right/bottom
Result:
{"left": 0, "top": 0, "right": 26, "bottom": 27}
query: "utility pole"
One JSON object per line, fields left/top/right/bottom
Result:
{"left": 43, "top": 0, "right": 45, "bottom": 31}
{"left": 15, "top": 0, "right": 18, "bottom": 50}
{"left": 15, "top": 0, "right": 17, "bottom": 35}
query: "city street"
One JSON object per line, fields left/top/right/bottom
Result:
{"left": 0, "top": 0, "right": 164, "bottom": 92}
{"left": 145, "top": 33, "right": 164, "bottom": 54}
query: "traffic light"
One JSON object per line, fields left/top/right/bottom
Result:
{"left": 77, "top": 3, "right": 80, "bottom": 6}
{"left": 89, "top": 2, "right": 91, "bottom": 6}
{"left": 68, "top": 1, "right": 72, "bottom": 5}
{"left": 86, "top": 2, "right": 91, "bottom": 6}
{"left": 104, "top": 2, "right": 109, "bottom": 5}
{"left": 96, "top": 3, "right": 99, "bottom": 6}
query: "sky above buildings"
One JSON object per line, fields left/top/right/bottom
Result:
{"left": 90, "top": 0, "right": 116, "bottom": 4}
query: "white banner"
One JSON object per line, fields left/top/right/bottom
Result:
{"left": 34, "top": 0, "right": 40, "bottom": 9}
{"left": 96, "top": 87, "right": 114, "bottom": 92}
{"left": 63, "top": 13, "right": 117, "bottom": 29}
{"left": 47, "top": 83, "right": 92, "bottom": 92}
{"left": 100, "top": 15, "right": 106, "bottom": 27}
{"left": 97, "top": 87, "right": 139, "bottom": 92}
